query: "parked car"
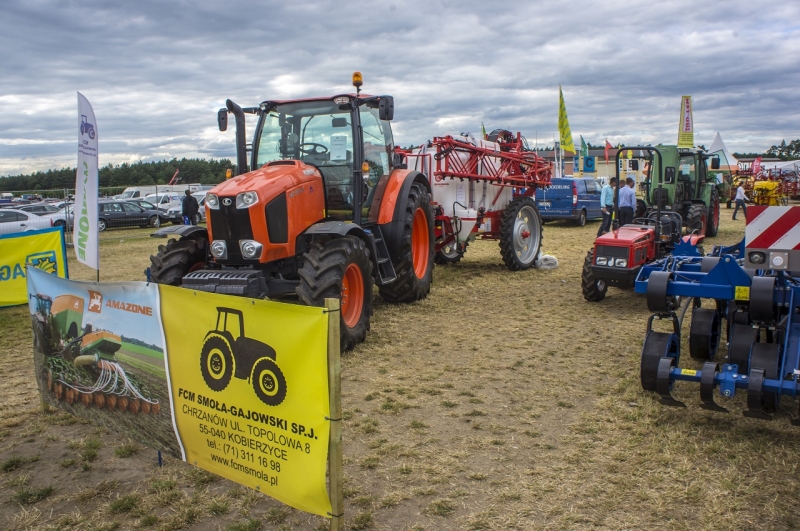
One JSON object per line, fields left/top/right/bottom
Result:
{"left": 123, "top": 199, "right": 158, "bottom": 211}
{"left": 535, "top": 177, "right": 603, "bottom": 226}
{"left": 97, "top": 201, "right": 165, "bottom": 231}
{"left": 17, "top": 203, "right": 60, "bottom": 215}
{"left": 164, "top": 191, "right": 207, "bottom": 224}
{"left": 0, "top": 208, "right": 54, "bottom": 235}
{"left": 143, "top": 193, "right": 183, "bottom": 212}
{"left": 39, "top": 205, "right": 74, "bottom": 228}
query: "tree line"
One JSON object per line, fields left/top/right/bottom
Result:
{"left": 0, "top": 158, "right": 234, "bottom": 193}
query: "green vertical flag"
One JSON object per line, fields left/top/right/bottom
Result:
{"left": 580, "top": 136, "right": 588, "bottom": 158}
{"left": 558, "top": 86, "right": 575, "bottom": 153}
{"left": 481, "top": 122, "right": 487, "bottom": 140}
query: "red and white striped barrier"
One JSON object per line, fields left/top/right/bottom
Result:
{"left": 745, "top": 205, "right": 800, "bottom": 270}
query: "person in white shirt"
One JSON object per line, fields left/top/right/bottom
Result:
{"left": 733, "top": 182, "right": 749, "bottom": 220}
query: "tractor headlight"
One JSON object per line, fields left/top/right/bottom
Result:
{"left": 236, "top": 191, "right": 259, "bottom": 209}
{"left": 210, "top": 240, "right": 227, "bottom": 259}
{"left": 239, "top": 240, "right": 263, "bottom": 259}
{"left": 596, "top": 257, "right": 608, "bottom": 266}
{"left": 615, "top": 258, "right": 628, "bottom": 267}
{"left": 206, "top": 194, "right": 220, "bottom": 209}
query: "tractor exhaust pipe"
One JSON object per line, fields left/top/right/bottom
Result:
{"left": 226, "top": 99, "right": 248, "bottom": 176}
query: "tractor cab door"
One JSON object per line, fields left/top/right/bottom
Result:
{"left": 358, "top": 103, "right": 394, "bottom": 220}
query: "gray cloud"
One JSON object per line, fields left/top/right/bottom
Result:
{"left": 1, "top": 0, "right": 799, "bottom": 175}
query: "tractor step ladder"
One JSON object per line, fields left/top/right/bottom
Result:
{"left": 367, "top": 226, "right": 397, "bottom": 285}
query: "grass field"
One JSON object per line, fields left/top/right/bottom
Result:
{"left": 2, "top": 212, "right": 800, "bottom": 530}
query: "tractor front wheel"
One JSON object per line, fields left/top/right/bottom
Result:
{"left": 297, "top": 236, "right": 373, "bottom": 351}
{"left": 378, "top": 183, "right": 434, "bottom": 302}
{"left": 581, "top": 249, "right": 607, "bottom": 302}
{"left": 251, "top": 358, "right": 287, "bottom": 406}
{"left": 200, "top": 335, "right": 234, "bottom": 391}
{"left": 499, "top": 197, "right": 543, "bottom": 271}
{"left": 705, "top": 188, "right": 720, "bottom": 237}
{"left": 149, "top": 237, "right": 208, "bottom": 286}
{"left": 685, "top": 204, "right": 706, "bottom": 235}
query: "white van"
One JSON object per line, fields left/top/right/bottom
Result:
{"left": 144, "top": 193, "right": 183, "bottom": 211}
{"left": 119, "top": 183, "right": 204, "bottom": 199}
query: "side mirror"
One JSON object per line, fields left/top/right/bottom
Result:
{"left": 217, "top": 109, "right": 228, "bottom": 132}
{"left": 379, "top": 96, "right": 394, "bottom": 121}
{"left": 664, "top": 167, "right": 675, "bottom": 183}
{"left": 711, "top": 157, "right": 720, "bottom": 170}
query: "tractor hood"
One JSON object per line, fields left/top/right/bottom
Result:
{"left": 209, "top": 160, "right": 322, "bottom": 204}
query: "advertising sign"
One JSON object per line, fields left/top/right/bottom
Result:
{"left": 26, "top": 268, "right": 334, "bottom": 518}
{"left": 677, "top": 95, "right": 694, "bottom": 148}
{"left": 75, "top": 92, "right": 99, "bottom": 270}
{"left": 1, "top": 227, "right": 68, "bottom": 307}
{"left": 159, "top": 285, "right": 332, "bottom": 516}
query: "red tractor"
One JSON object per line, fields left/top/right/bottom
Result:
{"left": 149, "top": 73, "right": 434, "bottom": 350}
{"left": 581, "top": 146, "right": 710, "bottom": 302}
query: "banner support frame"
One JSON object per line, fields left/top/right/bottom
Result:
{"left": 325, "top": 298, "right": 343, "bottom": 531}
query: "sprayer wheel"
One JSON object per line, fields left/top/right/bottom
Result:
{"left": 499, "top": 197, "right": 543, "bottom": 271}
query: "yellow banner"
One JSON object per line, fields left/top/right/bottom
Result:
{"left": 159, "top": 285, "right": 332, "bottom": 517}
{"left": 677, "top": 95, "right": 694, "bottom": 148}
{"left": 558, "top": 86, "right": 575, "bottom": 153}
{"left": 1, "top": 227, "right": 68, "bottom": 307}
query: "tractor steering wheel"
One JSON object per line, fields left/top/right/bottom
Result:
{"left": 299, "top": 143, "right": 329, "bottom": 155}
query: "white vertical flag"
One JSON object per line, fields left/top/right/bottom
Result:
{"left": 75, "top": 92, "right": 99, "bottom": 270}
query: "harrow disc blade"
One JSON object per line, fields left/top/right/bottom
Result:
{"left": 689, "top": 307, "right": 721, "bottom": 360}
{"left": 744, "top": 342, "right": 781, "bottom": 419}
{"left": 641, "top": 331, "right": 680, "bottom": 392}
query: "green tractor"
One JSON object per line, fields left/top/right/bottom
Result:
{"left": 635, "top": 145, "right": 725, "bottom": 237}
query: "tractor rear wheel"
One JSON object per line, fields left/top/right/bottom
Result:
{"left": 297, "top": 236, "right": 373, "bottom": 351}
{"left": 499, "top": 197, "right": 542, "bottom": 271}
{"left": 581, "top": 249, "right": 607, "bottom": 302}
{"left": 378, "top": 183, "right": 434, "bottom": 302}
{"left": 705, "top": 188, "right": 720, "bottom": 237}
{"left": 149, "top": 237, "right": 207, "bottom": 286}
{"left": 685, "top": 204, "right": 706, "bottom": 235}
{"left": 200, "top": 335, "right": 234, "bottom": 391}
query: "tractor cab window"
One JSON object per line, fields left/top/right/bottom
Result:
{"left": 678, "top": 156, "right": 696, "bottom": 182}
{"left": 360, "top": 104, "right": 393, "bottom": 212}
{"left": 255, "top": 100, "right": 355, "bottom": 220}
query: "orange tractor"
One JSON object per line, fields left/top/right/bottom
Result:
{"left": 150, "top": 74, "right": 434, "bottom": 350}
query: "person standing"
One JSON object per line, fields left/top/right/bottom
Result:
{"left": 618, "top": 177, "right": 636, "bottom": 227}
{"left": 733, "top": 182, "right": 749, "bottom": 220}
{"left": 597, "top": 177, "right": 617, "bottom": 236}
{"left": 181, "top": 190, "right": 199, "bottom": 225}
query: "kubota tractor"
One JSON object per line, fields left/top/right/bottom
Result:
{"left": 582, "top": 146, "right": 710, "bottom": 302}
{"left": 149, "top": 73, "right": 434, "bottom": 350}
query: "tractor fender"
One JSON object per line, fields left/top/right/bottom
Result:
{"left": 151, "top": 225, "right": 208, "bottom": 240}
{"left": 376, "top": 170, "right": 430, "bottom": 256}
{"left": 300, "top": 221, "right": 380, "bottom": 276}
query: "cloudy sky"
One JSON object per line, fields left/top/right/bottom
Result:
{"left": 1, "top": 0, "right": 799, "bottom": 176}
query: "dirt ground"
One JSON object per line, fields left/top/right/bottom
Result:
{"left": 3, "top": 212, "right": 800, "bottom": 531}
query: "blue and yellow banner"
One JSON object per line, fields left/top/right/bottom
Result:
{"left": 26, "top": 267, "right": 333, "bottom": 518}
{"left": 1, "top": 227, "right": 68, "bottom": 307}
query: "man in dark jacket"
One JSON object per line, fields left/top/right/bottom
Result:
{"left": 181, "top": 190, "right": 199, "bottom": 225}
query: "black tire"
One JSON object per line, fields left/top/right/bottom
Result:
{"left": 98, "top": 218, "right": 107, "bottom": 232}
{"left": 685, "top": 204, "right": 706, "bottom": 235}
{"left": 378, "top": 183, "right": 434, "bottom": 302}
{"left": 149, "top": 237, "right": 207, "bottom": 286}
{"left": 581, "top": 249, "right": 607, "bottom": 302}
{"left": 499, "top": 197, "right": 542, "bottom": 271}
{"left": 576, "top": 209, "right": 587, "bottom": 227}
{"left": 200, "top": 335, "right": 234, "bottom": 391}
{"left": 194, "top": 213, "right": 202, "bottom": 225}
{"left": 635, "top": 199, "right": 647, "bottom": 219}
{"left": 434, "top": 241, "right": 467, "bottom": 265}
{"left": 149, "top": 215, "right": 161, "bottom": 228}
{"left": 251, "top": 358, "right": 287, "bottom": 406}
{"left": 297, "top": 236, "right": 373, "bottom": 351}
{"left": 33, "top": 318, "right": 53, "bottom": 356}
{"left": 54, "top": 220, "right": 66, "bottom": 228}
{"left": 705, "top": 187, "right": 720, "bottom": 237}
